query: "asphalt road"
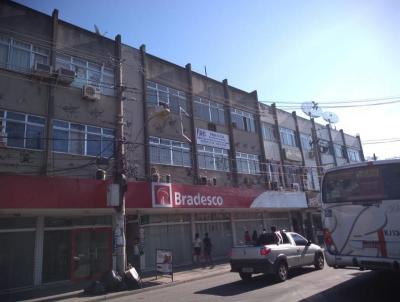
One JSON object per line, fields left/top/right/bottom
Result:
{"left": 113, "top": 266, "right": 400, "bottom": 302}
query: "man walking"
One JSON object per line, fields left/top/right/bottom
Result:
{"left": 203, "top": 233, "right": 213, "bottom": 267}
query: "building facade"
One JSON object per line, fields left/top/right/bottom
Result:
{"left": 0, "top": 1, "right": 364, "bottom": 292}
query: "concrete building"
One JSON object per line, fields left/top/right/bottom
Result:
{"left": 0, "top": 0, "right": 364, "bottom": 292}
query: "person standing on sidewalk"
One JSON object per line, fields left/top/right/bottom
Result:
{"left": 193, "top": 233, "right": 202, "bottom": 265}
{"left": 203, "top": 233, "right": 213, "bottom": 267}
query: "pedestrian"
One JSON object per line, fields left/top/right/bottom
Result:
{"left": 271, "top": 225, "right": 283, "bottom": 244}
{"left": 203, "top": 232, "right": 213, "bottom": 267}
{"left": 257, "top": 229, "right": 268, "bottom": 245}
{"left": 244, "top": 230, "right": 251, "bottom": 245}
{"left": 252, "top": 230, "right": 258, "bottom": 244}
{"left": 193, "top": 233, "right": 202, "bottom": 265}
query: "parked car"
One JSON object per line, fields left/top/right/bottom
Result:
{"left": 230, "top": 231, "right": 324, "bottom": 282}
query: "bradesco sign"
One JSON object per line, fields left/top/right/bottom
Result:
{"left": 152, "top": 183, "right": 223, "bottom": 208}
{"left": 151, "top": 183, "right": 260, "bottom": 208}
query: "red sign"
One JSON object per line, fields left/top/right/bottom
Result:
{"left": 152, "top": 183, "right": 172, "bottom": 208}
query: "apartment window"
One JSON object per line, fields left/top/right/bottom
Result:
{"left": 0, "top": 34, "right": 49, "bottom": 72}
{"left": 52, "top": 120, "right": 114, "bottom": 158}
{"left": 334, "top": 144, "right": 344, "bottom": 158}
{"left": 198, "top": 145, "right": 229, "bottom": 172}
{"left": 348, "top": 149, "right": 361, "bottom": 162}
{"left": 262, "top": 123, "right": 276, "bottom": 141}
{"left": 149, "top": 136, "right": 191, "bottom": 167}
{"left": 194, "top": 96, "right": 225, "bottom": 125}
{"left": 0, "top": 110, "right": 45, "bottom": 150}
{"left": 280, "top": 127, "right": 297, "bottom": 147}
{"left": 146, "top": 81, "right": 187, "bottom": 113}
{"left": 236, "top": 152, "right": 260, "bottom": 174}
{"left": 231, "top": 109, "right": 255, "bottom": 132}
{"left": 300, "top": 134, "right": 312, "bottom": 151}
{"left": 55, "top": 54, "right": 115, "bottom": 95}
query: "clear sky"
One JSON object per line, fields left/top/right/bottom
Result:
{"left": 15, "top": 0, "right": 400, "bottom": 159}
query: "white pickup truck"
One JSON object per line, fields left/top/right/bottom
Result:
{"left": 230, "top": 231, "right": 324, "bottom": 282}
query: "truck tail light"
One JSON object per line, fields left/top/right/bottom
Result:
{"left": 323, "top": 228, "right": 337, "bottom": 254}
{"left": 260, "top": 247, "right": 271, "bottom": 256}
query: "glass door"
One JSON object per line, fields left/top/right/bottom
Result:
{"left": 71, "top": 228, "right": 111, "bottom": 281}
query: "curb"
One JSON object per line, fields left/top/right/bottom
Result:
{"left": 81, "top": 267, "right": 230, "bottom": 302}
{"left": 27, "top": 265, "right": 231, "bottom": 302}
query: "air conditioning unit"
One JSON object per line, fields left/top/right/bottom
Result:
{"left": 308, "top": 151, "right": 314, "bottom": 158}
{"left": 33, "top": 62, "right": 52, "bottom": 78}
{"left": 292, "top": 182, "right": 300, "bottom": 191}
{"left": 56, "top": 67, "right": 75, "bottom": 84}
{"left": 302, "top": 180, "right": 309, "bottom": 191}
{"left": 208, "top": 122, "right": 217, "bottom": 132}
{"left": 199, "top": 176, "right": 207, "bottom": 185}
{"left": 83, "top": 85, "right": 101, "bottom": 101}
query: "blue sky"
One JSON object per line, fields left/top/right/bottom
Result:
{"left": 16, "top": 0, "right": 400, "bottom": 159}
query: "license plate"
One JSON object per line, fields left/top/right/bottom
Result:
{"left": 242, "top": 267, "right": 253, "bottom": 273}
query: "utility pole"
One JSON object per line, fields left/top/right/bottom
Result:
{"left": 114, "top": 34, "right": 127, "bottom": 275}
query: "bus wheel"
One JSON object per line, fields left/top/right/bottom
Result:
{"left": 314, "top": 253, "right": 325, "bottom": 270}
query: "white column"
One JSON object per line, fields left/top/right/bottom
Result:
{"left": 33, "top": 216, "right": 44, "bottom": 286}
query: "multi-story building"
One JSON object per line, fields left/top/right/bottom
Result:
{"left": 0, "top": 1, "right": 364, "bottom": 292}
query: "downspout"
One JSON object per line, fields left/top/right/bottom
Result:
{"left": 185, "top": 63, "right": 199, "bottom": 184}
{"left": 42, "top": 9, "right": 58, "bottom": 176}
{"left": 140, "top": 45, "right": 150, "bottom": 179}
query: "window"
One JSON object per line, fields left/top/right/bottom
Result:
{"left": 198, "top": 145, "right": 229, "bottom": 171}
{"left": 291, "top": 233, "right": 308, "bottom": 246}
{"left": 149, "top": 136, "right": 191, "bottom": 167}
{"left": 236, "top": 152, "right": 260, "bottom": 174}
{"left": 0, "top": 34, "right": 49, "bottom": 72}
{"left": 262, "top": 123, "right": 276, "bottom": 141}
{"left": 300, "top": 133, "right": 312, "bottom": 151}
{"left": 193, "top": 96, "right": 225, "bottom": 125}
{"left": 348, "top": 149, "right": 361, "bottom": 162}
{"left": 0, "top": 110, "right": 45, "bottom": 150}
{"left": 334, "top": 144, "right": 344, "bottom": 158}
{"left": 230, "top": 109, "right": 256, "bottom": 132}
{"left": 55, "top": 54, "right": 115, "bottom": 96}
{"left": 146, "top": 81, "right": 187, "bottom": 113}
{"left": 280, "top": 127, "right": 297, "bottom": 147}
{"left": 52, "top": 120, "right": 114, "bottom": 158}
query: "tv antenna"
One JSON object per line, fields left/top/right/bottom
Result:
{"left": 322, "top": 111, "right": 339, "bottom": 124}
{"left": 301, "top": 101, "right": 323, "bottom": 118}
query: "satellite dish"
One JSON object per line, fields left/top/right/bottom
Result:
{"left": 301, "top": 101, "right": 323, "bottom": 118}
{"left": 322, "top": 111, "right": 339, "bottom": 124}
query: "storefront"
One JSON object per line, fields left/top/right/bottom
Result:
{"left": 125, "top": 182, "right": 309, "bottom": 271}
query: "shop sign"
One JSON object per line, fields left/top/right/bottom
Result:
{"left": 196, "top": 128, "right": 230, "bottom": 149}
{"left": 284, "top": 148, "right": 302, "bottom": 162}
{"left": 152, "top": 182, "right": 172, "bottom": 208}
{"left": 156, "top": 249, "right": 173, "bottom": 280}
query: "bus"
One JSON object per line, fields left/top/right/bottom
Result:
{"left": 321, "top": 160, "right": 400, "bottom": 271}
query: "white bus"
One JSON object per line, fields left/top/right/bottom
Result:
{"left": 321, "top": 160, "right": 400, "bottom": 271}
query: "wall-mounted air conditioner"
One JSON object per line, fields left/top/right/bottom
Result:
{"left": 292, "top": 182, "right": 300, "bottom": 191}
{"left": 33, "top": 62, "right": 52, "bottom": 78}
{"left": 83, "top": 85, "right": 101, "bottom": 101}
{"left": 199, "top": 176, "right": 207, "bottom": 185}
{"left": 56, "top": 68, "right": 75, "bottom": 84}
{"left": 208, "top": 122, "right": 217, "bottom": 132}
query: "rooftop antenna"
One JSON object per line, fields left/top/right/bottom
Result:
{"left": 322, "top": 111, "right": 339, "bottom": 129}
{"left": 301, "top": 101, "right": 323, "bottom": 119}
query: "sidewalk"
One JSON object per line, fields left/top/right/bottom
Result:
{"left": 4, "top": 261, "right": 231, "bottom": 302}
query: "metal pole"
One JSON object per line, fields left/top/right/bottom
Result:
{"left": 115, "top": 34, "right": 126, "bottom": 275}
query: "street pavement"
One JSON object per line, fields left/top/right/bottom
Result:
{"left": 25, "top": 263, "right": 400, "bottom": 302}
